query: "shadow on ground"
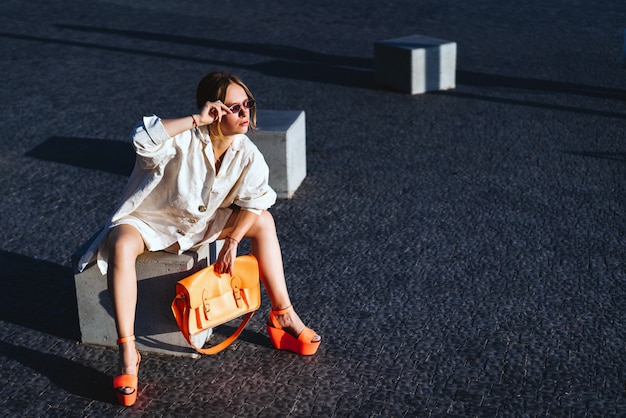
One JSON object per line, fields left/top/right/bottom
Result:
{"left": 2, "top": 27, "right": 378, "bottom": 90}
{"left": 0, "top": 340, "right": 113, "bottom": 403}
{"left": 25, "top": 136, "right": 135, "bottom": 176}
{"left": 0, "top": 250, "right": 80, "bottom": 341}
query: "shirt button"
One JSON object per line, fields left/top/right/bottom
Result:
{"left": 176, "top": 229, "right": 186, "bottom": 236}
{"left": 198, "top": 205, "right": 207, "bottom": 212}
{"left": 189, "top": 218, "right": 197, "bottom": 224}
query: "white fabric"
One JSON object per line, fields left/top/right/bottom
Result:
{"left": 77, "top": 115, "right": 276, "bottom": 274}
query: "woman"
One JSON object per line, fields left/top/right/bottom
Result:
{"left": 79, "top": 72, "right": 321, "bottom": 406}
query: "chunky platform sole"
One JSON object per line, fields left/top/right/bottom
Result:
{"left": 267, "top": 306, "right": 321, "bottom": 356}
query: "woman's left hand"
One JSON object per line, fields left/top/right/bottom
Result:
{"left": 215, "top": 237, "right": 238, "bottom": 275}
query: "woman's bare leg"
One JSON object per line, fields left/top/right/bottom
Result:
{"left": 219, "top": 210, "right": 320, "bottom": 341}
{"left": 106, "top": 224, "right": 145, "bottom": 377}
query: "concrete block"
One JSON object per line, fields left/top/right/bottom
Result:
{"left": 72, "top": 237, "right": 223, "bottom": 357}
{"left": 375, "top": 34, "right": 457, "bottom": 94}
{"left": 249, "top": 110, "right": 306, "bottom": 199}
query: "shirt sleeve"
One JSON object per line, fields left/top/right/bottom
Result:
{"left": 131, "top": 115, "right": 178, "bottom": 169}
{"left": 233, "top": 144, "right": 277, "bottom": 213}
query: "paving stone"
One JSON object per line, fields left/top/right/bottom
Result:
{"left": 2, "top": 0, "right": 626, "bottom": 416}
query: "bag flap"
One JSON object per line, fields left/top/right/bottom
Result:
{"left": 176, "top": 254, "right": 260, "bottom": 310}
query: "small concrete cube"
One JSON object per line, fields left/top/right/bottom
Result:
{"left": 249, "top": 110, "right": 306, "bottom": 199}
{"left": 72, "top": 238, "right": 222, "bottom": 357}
{"left": 375, "top": 34, "right": 457, "bottom": 94}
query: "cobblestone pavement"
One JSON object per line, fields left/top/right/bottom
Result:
{"left": 1, "top": 0, "right": 626, "bottom": 416}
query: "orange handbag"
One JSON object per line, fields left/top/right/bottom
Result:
{"left": 171, "top": 254, "right": 261, "bottom": 354}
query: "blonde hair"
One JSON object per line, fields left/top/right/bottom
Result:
{"left": 196, "top": 72, "right": 256, "bottom": 140}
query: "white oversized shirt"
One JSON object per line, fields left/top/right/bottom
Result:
{"left": 77, "top": 115, "right": 277, "bottom": 274}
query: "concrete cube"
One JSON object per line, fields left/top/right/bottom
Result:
{"left": 249, "top": 110, "right": 306, "bottom": 199}
{"left": 375, "top": 34, "right": 457, "bottom": 94}
{"left": 72, "top": 238, "right": 222, "bottom": 357}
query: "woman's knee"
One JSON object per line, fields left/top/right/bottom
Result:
{"left": 261, "top": 210, "right": 275, "bottom": 224}
{"left": 107, "top": 225, "right": 145, "bottom": 258}
{"left": 257, "top": 210, "right": 276, "bottom": 231}
{"left": 248, "top": 210, "right": 276, "bottom": 238}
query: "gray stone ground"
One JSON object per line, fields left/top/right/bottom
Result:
{"left": 1, "top": 0, "right": 626, "bottom": 416}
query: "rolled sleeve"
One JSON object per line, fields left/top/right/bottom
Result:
{"left": 241, "top": 207, "right": 263, "bottom": 216}
{"left": 234, "top": 148, "right": 277, "bottom": 212}
{"left": 131, "top": 115, "right": 176, "bottom": 169}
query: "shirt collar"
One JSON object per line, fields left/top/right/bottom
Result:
{"left": 196, "top": 127, "right": 246, "bottom": 150}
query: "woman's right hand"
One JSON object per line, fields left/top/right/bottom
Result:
{"left": 197, "top": 100, "right": 233, "bottom": 126}
{"left": 161, "top": 101, "right": 233, "bottom": 136}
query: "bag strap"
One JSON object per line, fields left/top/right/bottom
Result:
{"left": 189, "top": 311, "right": 255, "bottom": 355}
{"left": 171, "top": 292, "right": 191, "bottom": 345}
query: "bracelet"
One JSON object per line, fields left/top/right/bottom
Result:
{"left": 191, "top": 114, "right": 198, "bottom": 128}
{"left": 225, "top": 236, "right": 239, "bottom": 245}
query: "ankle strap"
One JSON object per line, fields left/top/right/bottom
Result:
{"left": 271, "top": 305, "right": 293, "bottom": 316}
{"left": 117, "top": 335, "right": 136, "bottom": 344}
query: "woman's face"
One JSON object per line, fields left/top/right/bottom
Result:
{"left": 219, "top": 83, "right": 251, "bottom": 137}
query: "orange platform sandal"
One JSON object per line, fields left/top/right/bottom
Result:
{"left": 266, "top": 305, "right": 321, "bottom": 356}
{"left": 113, "top": 336, "right": 141, "bottom": 406}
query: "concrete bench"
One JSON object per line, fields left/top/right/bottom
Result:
{"left": 374, "top": 34, "right": 457, "bottom": 94}
{"left": 72, "top": 236, "right": 223, "bottom": 357}
{"left": 250, "top": 110, "right": 306, "bottom": 199}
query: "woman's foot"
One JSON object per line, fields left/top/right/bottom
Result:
{"left": 113, "top": 336, "right": 141, "bottom": 406}
{"left": 267, "top": 305, "right": 321, "bottom": 355}
{"left": 118, "top": 338, "right": 140, "bottom": 378}
{"left": 270, "top": 306, "right": 321, "bottom": 342}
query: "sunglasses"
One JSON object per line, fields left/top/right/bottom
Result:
{"left": 228, "top": 99, "right": 255, "bottom": 114}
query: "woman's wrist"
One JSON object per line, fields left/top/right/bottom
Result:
{"left": 225, "top": 236, "right": 239, "bottom": 245}
{"left": 190, "top": 114, "right": 199, "bottom": 128}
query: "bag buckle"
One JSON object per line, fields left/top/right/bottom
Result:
{"left": 202, "top": 289, "right": 211, "bottom": 319}
{"left": 231, "top": 277, "right": 243, "bottom": 308}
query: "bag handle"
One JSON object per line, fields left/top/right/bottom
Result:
{"left": 172, "top": 291, "right": 255, "bottom": 355}
{"left": 189, "top": 311, "right": 255, "bottom": 355}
